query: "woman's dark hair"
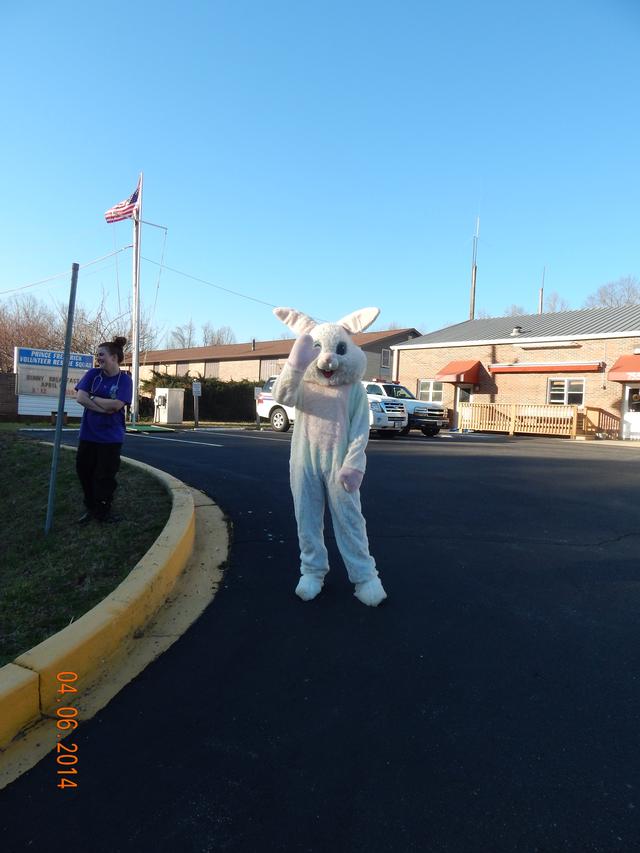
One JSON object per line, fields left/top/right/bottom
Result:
{"left": 98, "top": 336, "right": 127, "bottom": 364}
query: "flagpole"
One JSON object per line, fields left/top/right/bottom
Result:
{"left": 130, "top": 172, "right": 143, "bottom": 424}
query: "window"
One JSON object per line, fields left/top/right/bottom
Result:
{"left": 547, "top": 378, "right": 584, "bottom": 406}
{"left": 418, "top": 380, "right": 443, "bottom": 403}
{"left": 380, "top": 349, "right": 391, "bottom": 369}
{"left": 382, "top": 384, "right": 415, "bottom": 399}
{"left": 365, "top": 384, "right": 383, "bottom": 395}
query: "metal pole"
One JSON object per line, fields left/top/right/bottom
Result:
{"left": 469, "top": 265, "right": 477, "bottom": 320}
{"left": 194, "top": 394, "right": 199, "bottom": 428}
{"left": 45, "top": 263, "right": 79, "bottom": 534}
{"left": 469, "top": 217, "right": 479, "bottom": 320}
{"left": 130, "top": 173, "right": 143, "bottom": 425}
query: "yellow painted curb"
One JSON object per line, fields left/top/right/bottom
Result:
{"left": 0, "top": 456, "right": 195, "bottom": 747}
{"left": 0, "top": 665, "right": 40, "bottom": 749}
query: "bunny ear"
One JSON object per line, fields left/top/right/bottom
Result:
{"left": 337, "top": 307, "right": 380, "bottom": 334}
{"left": 273, "top": 307, "right": 317, "bottom": 336}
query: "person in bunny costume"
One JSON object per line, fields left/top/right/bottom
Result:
{"left": 272, "top": 306, "right": 387, "bottom": 607}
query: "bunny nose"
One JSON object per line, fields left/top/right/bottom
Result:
{"left": 318, "top": 355, "right": 339, "bottom": 371}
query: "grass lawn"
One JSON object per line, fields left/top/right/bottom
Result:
{"left": 0, "top": 421, "right": 80, "bottom": 432}
{"left": 0, "top": 433, "right": 172, "bottom": 667}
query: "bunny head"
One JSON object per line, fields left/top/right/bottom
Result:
{"left": 274, "top": 306, "right": 380, "bottom": 387}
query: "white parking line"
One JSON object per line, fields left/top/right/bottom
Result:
{"left": 203, "top": 430, "right": 291, "bottom": 443}
{"left": 129, "top": 434, "right": 224, "bottom": 448}
{"left": 128, "top": 430, "right": 292, "bottom": 447}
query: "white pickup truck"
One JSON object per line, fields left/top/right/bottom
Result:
{"left": 256, "top": 376, "right": 408, "bottom": 436}
{"left": 363, "top": 380, "right": 449, "bottom": 437}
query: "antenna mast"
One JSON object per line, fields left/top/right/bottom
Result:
{"left": 469, "top": 217, "right": 479, "bottom": 320}
{"left": 538, "top": 266, "right": 546, "bottom": 314}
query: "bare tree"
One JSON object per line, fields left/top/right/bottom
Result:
{"left": 168, "top": 319, "right": 197, "bottom": 349}
{"left": 201, "top": 323, "right": 236, "bottom": 346}
{"left": 543, "top": 292, "right": 571, "bottom": 313}
{"left": 58, "top": 296, "right": 108, "bottom": 355}
{"left": 0, "top": 293, "right": 160, "bottom": 372}
{"left": 0, "top": 295, "right": 59, "bottom": 372}
{"left": 55, "top": 292, "right": 160, "bottom": 356}
{"left": 503, "top": 304, "right": 527, "bottom": 317}
{"left": 135, "top": 307, "right": 162, "bottom": 354}
{"left": 474, "top": 309, "right": 492, "bottom": 319}
{"left": 583, "top": 275, "right": 640, "bottom": 309}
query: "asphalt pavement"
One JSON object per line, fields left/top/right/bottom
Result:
{"left": 2, "top": 429, "right": 640, "bottom": 853}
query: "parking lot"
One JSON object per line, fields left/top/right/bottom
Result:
{"left": 4, "top": 429, "right": 640, "bottom": 852}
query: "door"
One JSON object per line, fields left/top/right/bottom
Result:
{"left": 623, "top": 385, "right": 640, "bottom": 439}
{"left": 454, "top": 384, "right": 473, "bottom": 430}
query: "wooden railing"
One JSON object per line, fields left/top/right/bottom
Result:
{"left": 581, "top": 407, "right": 621, "bottom": 440}
{"left": 457, "top": 402, "right": 579, "bottom": 437}
{"left": 457, "top": 402, "right": 512, "bottom": 433}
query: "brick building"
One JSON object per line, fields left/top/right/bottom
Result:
{"left": 128, "top": 328, "right": 422, "bottom": 385}
{"left": 392, "top": 306, "right": 640, "bottom": 440}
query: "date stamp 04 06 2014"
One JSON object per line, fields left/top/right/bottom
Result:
{"left": 55, "top": 671, "right": 79, "bottom": 790}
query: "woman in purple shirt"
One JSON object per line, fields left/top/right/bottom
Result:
{"left": 74, "top": 336, "right": 133, "bottom": 523}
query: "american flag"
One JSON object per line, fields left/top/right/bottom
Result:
{"left": 104, "top": 180, "right": 140, "bottom": 223}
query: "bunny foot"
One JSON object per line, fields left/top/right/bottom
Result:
{"left": 354, "top": 577, "right": 387, "bottom": 607}
{"left": 295, "top": 575, "right": 324, "bottom": 601}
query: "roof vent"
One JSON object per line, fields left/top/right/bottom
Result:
{"left": 510, "top": 326, "right": 523, "bottom": 337}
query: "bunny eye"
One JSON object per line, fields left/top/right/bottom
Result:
{"left": 336, "top": 342, "right": 347, "bottom": 355}
{"left": 313, "top": 341, "right": 321, "bottom": 348}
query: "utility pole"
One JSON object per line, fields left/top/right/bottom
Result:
{"left": 469, "top": 217, "right": 479, "bottom": 320}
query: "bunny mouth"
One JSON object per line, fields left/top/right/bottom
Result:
{"left": 320, "top": 369, "right": 335, "bottom": 378}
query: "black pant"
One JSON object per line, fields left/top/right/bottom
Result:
{"left": 76, "top": 440, "right": 122, "bottom": 518}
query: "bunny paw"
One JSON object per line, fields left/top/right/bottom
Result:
{"left": 354, "top": 578, "right": 387, "bottom": 607}
{"left": 295, "top": 575, "right": 324, "bottom": 601}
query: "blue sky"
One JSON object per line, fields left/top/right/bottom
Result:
{"left": 1, "top": 0, "right": 638, "bottom": 347}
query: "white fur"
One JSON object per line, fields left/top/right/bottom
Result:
{"left": 354, "top": 577, "right": 388, "bottom": 607}
{"left": 273, "top": 305, "right": 387, "bottom": 607}
{"left": 295, "top": 575, "right": 324, "bottom": 601}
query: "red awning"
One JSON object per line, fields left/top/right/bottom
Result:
{"left": 489, "top": 362, "right": 602, "bottom": 374}
{"left": 608, "top": 355, "right": 640, "bottom": 382}
{"left": 435, "top": 360, "right": 482, "bottom": 383}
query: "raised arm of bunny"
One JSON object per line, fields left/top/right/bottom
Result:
{"left": 271, "top": 308, "right": 319, "bottom": 407}
{"left": 272, "top": 334, "right": 317, "bottom": 407}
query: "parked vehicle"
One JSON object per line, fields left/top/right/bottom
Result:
{"left": 365, "top": 390, "right": 407, "bottom": 436}
{"left": 363, "top": 380, "right": 449, "bottom": 436}
{"left": 256, "top": 377, "right": 294, "bottom": 431}
{"left": 256, "top": 376, "right": 408, "bottom": 436}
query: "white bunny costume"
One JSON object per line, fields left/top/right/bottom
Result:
{"left": 272, "top": 306, "right": 387, "bottom": 607}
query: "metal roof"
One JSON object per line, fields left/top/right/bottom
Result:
{"left": 396, "top": 305, "right": 640, "bottom": 347}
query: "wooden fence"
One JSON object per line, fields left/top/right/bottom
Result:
{"left": 458, "top": 402, "right": 579, "bottom": 437}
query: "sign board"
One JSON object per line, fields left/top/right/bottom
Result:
{"left": 14, "top": 347, "right": 93, "bottom": 416}
{"left": 192, "top": 381, "right": 202, "bottom": 397}
{"left": 14, "top": 348, "right": 93, "bottom": 398}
